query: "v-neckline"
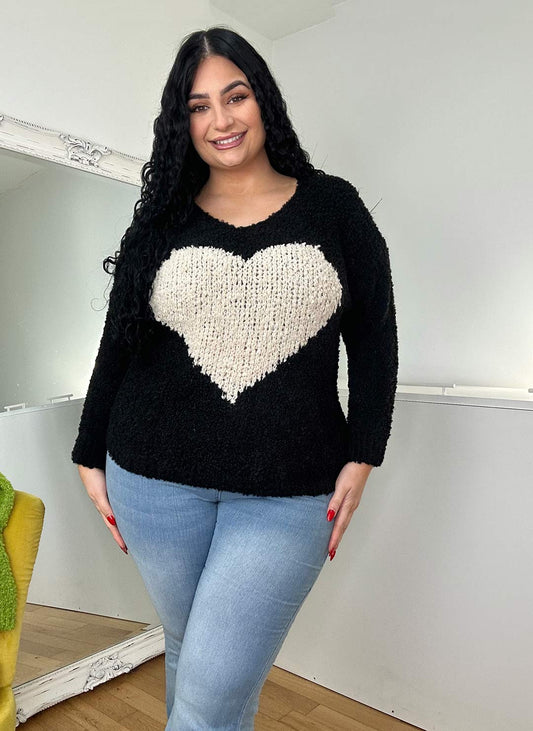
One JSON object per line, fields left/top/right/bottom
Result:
{"left": 193, "top": 177, "right": 304, "bottom": 231}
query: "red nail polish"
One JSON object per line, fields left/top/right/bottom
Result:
{"left": 329, "top": 548, "right": 336, "bottom": 561}
{"left": 121, "top": 546, "right": 128, "bottom": 554}
{"left": 106, "top": 514, "right": 116, "bottom": 526}
{"left": 327, "top": 509, "right": 336, "bottom": 522}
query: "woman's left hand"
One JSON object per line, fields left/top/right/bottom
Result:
{"left": 326, "top": 461, "right": 374, "bottom": 560}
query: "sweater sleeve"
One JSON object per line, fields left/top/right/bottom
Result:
{"left": 337, "top": 179, "right": 399, "bottom": 467}
{"left": 71, "top": 273, "right": 133, "bottom": 470}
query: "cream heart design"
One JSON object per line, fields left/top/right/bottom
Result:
{"left": 150, "top": 243, "right": 343, "bottom": 403}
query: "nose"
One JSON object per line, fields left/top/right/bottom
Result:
{"left": 212, "top": 101, "right": 235, "bottom": 131}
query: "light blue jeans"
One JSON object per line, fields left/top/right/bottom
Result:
{"left": 105, "top": 451, "right": 336, "bottom": 730}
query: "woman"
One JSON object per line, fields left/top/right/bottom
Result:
{"left": 72, "top": 26, "right": 399, "bottom": 730}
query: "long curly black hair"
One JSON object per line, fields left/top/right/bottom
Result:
{"left": 103, "top": 25, "right": 325, "bottom": 355}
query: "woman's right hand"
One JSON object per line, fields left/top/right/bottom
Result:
{"left": 77, "top": 464, "right": 128, "bottom": 554}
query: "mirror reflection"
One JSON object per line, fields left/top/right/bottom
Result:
{"left": 0, "top": 145, "right": 161, "bottom": 687}
{"left": 1, "top": 147, "right": 138, "bottom": 410}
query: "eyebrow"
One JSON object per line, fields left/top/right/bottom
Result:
{"left": 187, "top": 80, "right": 251, "bottom": 101}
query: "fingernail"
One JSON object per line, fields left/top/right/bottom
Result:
{"left": 329, "top": 548, "right": 336, "bottom": 561}
{"left": 121, "top": 545, "right": 128, "bottom": 554}
{"left": 327, "top": 509, "right": 336, "bottom": 522}
{"left": 106, "top": 514, "right": 116, "bottom": 526}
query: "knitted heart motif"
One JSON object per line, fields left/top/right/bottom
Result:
{"left": 150, "top": 243, "right": 343, "bottom": 403}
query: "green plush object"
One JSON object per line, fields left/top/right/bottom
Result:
{"left": 0, "top": 470, "right": 17, "bottom": 631}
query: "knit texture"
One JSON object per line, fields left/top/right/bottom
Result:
{"left": 0, "top": 471, "right": 17, "bottom": 631}
{"left": 71, "top": 172, "right": 399, "bottom": 497}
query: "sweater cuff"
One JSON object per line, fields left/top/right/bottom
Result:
{"left": 346, "top": 432, "right": 387, "bottom": 467}
{"left": 71, "top": 433, "right": 107, "bottom": 471}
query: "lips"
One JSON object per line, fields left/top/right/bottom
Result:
{"left": 212, "top": 132, "right": 245, "bottom": 142}
{"left": 210, "top": 131, "right": 246, "bottom": 149}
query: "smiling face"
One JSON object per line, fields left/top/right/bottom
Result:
{"left": 187, "top": 55, "right": 267, "bottom": 172}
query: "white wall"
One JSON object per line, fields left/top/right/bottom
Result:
{"left": 272, "top": 0, "right": 533, "bottom": 390}
{"left": 278, "top": 394, "right": 533, "bottom": 731}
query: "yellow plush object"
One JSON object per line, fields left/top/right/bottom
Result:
{"left": 0, "top": 471, "right": 16, "bottom": 631}
{"left": 0, "top": 490, "right": 45, "bottom": 731}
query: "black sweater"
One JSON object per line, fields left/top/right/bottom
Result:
{"left": 71, "top": 171, "right": 399, "bottom": 497}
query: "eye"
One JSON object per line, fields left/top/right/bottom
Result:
{"left": 189, "top": 94, "right": 248, "bottom": 113}
{"left": 229, "top": 94, "right": 247, "bottom": 103}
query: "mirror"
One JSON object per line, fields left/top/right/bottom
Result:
{"left": 0, "top": 114, "right": 165, "bottom": 724}
{"left": 0, "top": 148, "right": 138, "bottom": 410}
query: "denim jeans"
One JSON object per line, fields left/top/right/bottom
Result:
{"left": 105, "top": 451, "right": 336, "bottom": 730}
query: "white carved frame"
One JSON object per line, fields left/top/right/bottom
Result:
{"left": 0, "top": 111, "right": 165, "bottom": 725}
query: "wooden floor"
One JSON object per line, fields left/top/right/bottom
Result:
{"left": 15, "top": 604, "right": 150, "bottom": 686}
{"left": 20, "top": 654, "right": 424, "bottom": 730}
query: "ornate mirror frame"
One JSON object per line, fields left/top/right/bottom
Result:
{"left": 0, "top": 111, "right": 165, "bottom": 725}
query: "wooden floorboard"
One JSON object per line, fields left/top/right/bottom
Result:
{"left": 21, "top": 654, "right": 424, "bottom": 730}
{"left": 15, "top": 604, "right": 150, "bottom": 686}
